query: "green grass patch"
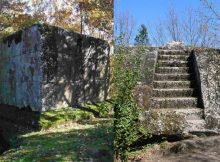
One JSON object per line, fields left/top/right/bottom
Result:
{"left": 39, "top": 108, "right": 94, "bottom": 129}
{"left": 39, "top": 101, "right": 113, "bottom": 130}
{"left": 0, "top": 101, "right": 114, "bottom": 161}
{"left": 0, "top": 121, "right": 113, "bottom": 162}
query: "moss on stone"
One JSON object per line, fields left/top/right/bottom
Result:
{"left": 140, "top": 110, "right": 186, "bottom": 135}
{"left": 133, "top": 85, "right": 153, "bottom": 110}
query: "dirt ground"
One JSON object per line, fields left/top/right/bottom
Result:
{"left": 129, "top": 135, "right": 220, "bottom": 162}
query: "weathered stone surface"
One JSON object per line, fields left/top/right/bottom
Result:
{"left": 132, "top": 47, "right": 157, "bottom": 110}
{"left": 40, "top": 25, "right": 110, "bottom": 110}
{"left": 165, "top": 41, "right": 185, "bottom": 50}
{"left": 140, "top": 110, "right": 186, "bottom": 135}
{"left": 0, "top": 26, "right": 42, "bottom": 110}
{"left": 144, "top": 48, "right": 208, "bottom": 135}
{"left": 154, "top": 73, "right": 191, "bottom": 81}
{"left": 140, "top": 48, "right": 158, "bottom": 85}
{"left": 133, "top": 84, "right": 153, "bottom": 110}
{"left": 0, "top": 24, "right": 110, "bottom": 111}
{"left": 151, "top": 97, "right": 198, "bottom": 108}
{"left": 138, "top": 47, "right": 220, "bottom": 135}
{"left": 153, "top": 88, "right": 194, "bottom": 97}
{"left": 194, "top": 49, "right": 220, "bottom": 130}
{"left": 153, "top": 81, "right": 192, "bottom": 89}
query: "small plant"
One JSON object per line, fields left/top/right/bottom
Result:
{"left": 98, "top": 102, "right": 111, "bottom": 118}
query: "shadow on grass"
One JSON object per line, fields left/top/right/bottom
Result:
{"left": 0, "top": 101, "right": 114, "bottom": 157}
{"left": 73, "top": 100, "right": 114, "bottom": 118}
{"left": 74, "top": 105, "right": 100, "bottom": 117}
{"left": 0, "top": 120, "right": 113, "bottom": 162}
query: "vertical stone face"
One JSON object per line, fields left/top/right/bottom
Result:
{"left": 133, "top": 48, "right": 158, "bottom": 110}
{"left": 40, "top": 25, "right": 110, "bottom": 110}
{"left": 0, "top": 24, "right": 110, "bottom": 111}
{"left": 0, "top": 25, "right": 42, "bottom": 111}
{"left": 142, "top": 49, "right": 158, "bottom": 85}
{"left": 194, "top": 49, "right": 220, "bottom": 130}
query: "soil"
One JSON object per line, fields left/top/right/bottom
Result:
{"left": 129, "top": 135, "right": 220, "bottom": 162}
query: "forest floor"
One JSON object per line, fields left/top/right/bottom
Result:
{"left": 0, "top": 102, "right": 114, "bottom": 162}
{"left": 128, "top": 135, "right": 220, "bottom": 162}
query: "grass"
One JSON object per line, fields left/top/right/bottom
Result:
{"left": 39, "top": 101, "right": 113, "bottom": 130}
{"left": 39, "top": 108, "right": 94, "bottom": 130}
{"left": 0, "top": 101, "right": 114, "bottom": 162}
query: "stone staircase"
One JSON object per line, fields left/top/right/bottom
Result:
{"left": 151, "top": 49, "right": 206, "bottom": 133}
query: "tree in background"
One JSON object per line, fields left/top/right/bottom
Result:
{"left": 182, "top": 7, "right": 200, "bottom": 47}
{"left": 166, "top": 7, "right": 182, "bottom": 42}
{"left": 149, "top": 18, "right": 168, "bottom": 46}
{"left": 150, "top": 3, "right": 220, "bottom": 48}
{"left": 200, "top": 0, "right": 220, "bottom": 20}
{"left": 114, "top": 9, "right": 136, "bottom": 45}
{"left": 0, "top": 0, "right": 41, "bottom": 38}
{"left": 0, "top": 0, "right": 113, "bottom": 41}
{"left": 134, "top": 24, "right": 149, "bottom": 45}
{"left": 199, "top": 0, "right": 220, "bottom": 47}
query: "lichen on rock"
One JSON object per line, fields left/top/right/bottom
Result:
{"left": 140, "top": 110, "right": 186, "bottom": 135}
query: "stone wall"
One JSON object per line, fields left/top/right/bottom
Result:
{"left": 0, "top": 24, "right": 110, "bottom": 111}
{"left": 41, "top": 25, "right": 110, "bottom": 110}
{"left": 134, "top": 47, "right": 158, "bottom": 109}
{"left": 194, "top": 49, "right": 220, "bottom": 130}
{"left": 0, "top": 26, "right": 42, "bottom": 111}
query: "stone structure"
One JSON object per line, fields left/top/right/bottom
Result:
{"left": 0, "top": 24, "right": 110, "bottom": 111}
{"left": 165, "top": 41, "right": 184, "bottom": 50}
{"left": 135, "top": 43, "right": 220, "bottom": 135}
{"left": 194, "top": 49, "right": 220, "bottom": 131}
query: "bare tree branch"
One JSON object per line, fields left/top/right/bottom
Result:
{"left": 114, "top": 11, "right": 136, "bottom": 45}
{"left": 166, "top": 7, "right": 182, "bottom": 41}
{"left": 200, "top": 0, "right": 220, "bottom": 20}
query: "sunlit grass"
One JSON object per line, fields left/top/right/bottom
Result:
{"left": 0, "top": 102, "right": 114, "bottom": 162}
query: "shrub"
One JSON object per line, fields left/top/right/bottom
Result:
{"left": 112, "top": 46, "right": 146, "bottom": 161}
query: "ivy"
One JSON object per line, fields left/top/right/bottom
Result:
{"left": 112, "top": 45, "right": 146, "bottom": 161}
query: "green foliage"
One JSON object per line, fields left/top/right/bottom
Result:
{"left": 0, "top": 121, "right": 113, "bottom": 162}
{"left": 112, "top": 46, "right": 146, "bottom": 161}
{"left": 0, "top": 104, "right": 113, "bottom": 162}
{"left": 39, "top": 108, "right": 94, "bottom": 129}
{"left": 134, "top": 24, "right": 149, "bottom": 46}
{"left": 97, "top": 102, "right": 112, "bottom": 118}
{"left": 84, "top": 101, "right": 113, "bottom": 118}
{"left": 39, "top": 101, "right": 113, "bottom": 129}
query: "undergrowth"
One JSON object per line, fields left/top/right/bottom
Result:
{"left": 0, "top": 101, "right": 114, "bottom": 162}
{"left": 40, "top": 101, "right": 113, "bottom": 129}
{"left": 112, "top": 45, "right": 149, "bottom": 161}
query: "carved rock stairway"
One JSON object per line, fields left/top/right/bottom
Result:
{"left": 151, "top": 50, "right": 206, "bottom": 133}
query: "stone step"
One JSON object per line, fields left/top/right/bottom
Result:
{"left": 153, "top": 81, "right": 192, "bottom": 88}
{"left": 151, "top": 97, "right": 198, "bottom": 108}
{"left": 185, "top": 119, "right": 207, "bottom": 133}
{"left": 151, "top": 108, "right": 203, "bottom": 120}
{"left": 157, "top": 60, "right": 189, "bottom": 67}
{"left": 153, "top": 88, "right": 194, "bottom": 97}
{"left": 154, "top": 73, "right": 191, "bottom": 81}
{"left": 158, "top": 55, "right": 189, "bottom": 61}
{"left": 156, "top": 67, "right": 190, "bottom": 73}
{"left": 158, "top": 50, "right": 189, "bottom": 55}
